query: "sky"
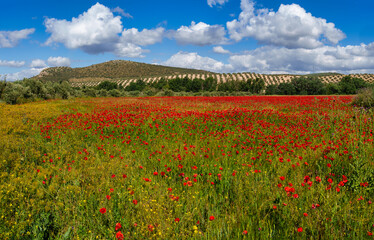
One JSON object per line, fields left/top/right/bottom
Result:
{"left": 1, "top": 0, "right": 374, "bottom": 81}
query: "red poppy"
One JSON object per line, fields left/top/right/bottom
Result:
{"left": 132, "top": 199, "right": 138, "bottom": 205}
{"left": 297, "top": 227, "right": 303, "bottom": 232}
{"left": 174, "top": 218, "right": 180, "bottom": 222}
{"left": 106, "top": 195, "right": 111, "bottom": 200}
{"left": 99, "top": 208, "right": 106, "bottom": 214}
{"left": 209, "top": 216, "right": 215, "bottom": 221}
{"left": 115, "top": 222, "right": 122, "bottom": 231}
{"left": 116, "top": 231, "right": 124, "bottom": 240}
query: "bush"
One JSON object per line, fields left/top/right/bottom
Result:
{"left": 108, "top": 89, "right": 121, "bottom": 97}
{"left": 2, "top": 83, "right": 29, "bottom": 104}
{"left": 98, "top": 89, "right": 108, "bottom": 97}
{"left": 97, "top": 81, "right": 118, "bottom": 91}
{"left": 163, "top": 89, "right": 174, "bottom": 96}
{"left": 339, "top": 76, "right": 367, "bottom": 94}
{"left": 351, "top": 87, "right": 374, "bottom": 108}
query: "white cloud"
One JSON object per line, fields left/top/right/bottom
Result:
{"left": 174, "top": 21, "right": 227, "bottom": 46}
{"left": 47, "top": 57, "right": 71, "bottom": 67}
{"left": 213, "top": 46, "right": 231, "bottom": 54}
{"left": 0, "top": 28, "right": 35, "bottom": 48}
{"left": 0, "top": 60, "right": 26, "bottom": 67}
{"left": 4, "top": 68, "right": 44, "bottom": 81}
{"left": 45, "top": 3, "right": 122, "bottom": 53}
{"left": 44, "top": 3, "right": 162, "bottom": 58}
{"left": 120, "top": 27, "right": 164, "bottom": 46}
{"left": 227, "top": 0, "right": 345, "bottom": 49}
{"left": 228, "top": 43, "right": 374, "bottom": 74}
{"left": 163, "top": 51, "right": 231, "bottom": 72}
{"left": 112, "top": 7, "right": 133, "bottom": 18}
{"left": 208, "top": 0, "right": 229, "bottom": 7}
{"left": 114, "top": 42, "right": 146, "bottom": 58}
{"left": 30, "top": 59, "right": 47, "bottom": 68}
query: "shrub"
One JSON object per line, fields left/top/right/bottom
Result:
{"left": 97, "top": 81, "right": 118, "bottom": 91}
{"left": 351, "top": 87, "right": 374, "bottom": 108}
{"left": 108, "top": 89, "right": 121, "bottom": 97}
{"left": 339, "top": 76, "right": 367, "bottom": 94}
{"left": 2, "top": 83, "right": 29, "bottom": 104}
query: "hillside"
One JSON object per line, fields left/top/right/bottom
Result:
{"left": 33, "top": 60, "right": 374, "bottom": 87}
{"left": 69, "top": 72, "right": 374, "bottom": 88}
{"left": 34, "top": 60, "right": 212, "bottom": 82}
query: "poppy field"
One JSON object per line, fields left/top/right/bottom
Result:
{"left": 1, "top": 96, "right": 374, "bottom": 239}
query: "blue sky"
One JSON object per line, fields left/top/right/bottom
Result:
{"left": 1, "top": 0, "right": 374, "bottom": 80}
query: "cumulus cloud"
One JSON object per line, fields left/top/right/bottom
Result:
{"left": 208, "top": 0, "right": 229, "bottom": 7}
{"left": 227, "top": 0, "right": 345, "bottom": 49}
{"left": 112, "top": 7, "right": 133, "bottom": 18}
{"left": 4, "top": 68, "right": 44, "bottom": 81}
{"left": 47, "top": 57, "right": 71, "bottom": 67}
{"left": 174, "top": 21, "right": 227, "bottom": 46}
{"left": 120, "top": 27, "right": 165, "bottom": 46}
{"left": 213, "top": 46, "right": 231, "bottom": 54}
{"left": 0, "top": 60, "right": 26, "bottom": 67}
{"left": 163, "top": 51, "right": 231, "bottom": 72}
{"left": 45, "top": 3, "right": 122, "bottom": 53}
{"left": 0, "top": 28, "right": 35, "bottom": 48}
{"left": 44, "top": 3, "right": 163, "bottom": 58}
{"left": 30, "top": 59, "right": 47, "bottom": 68}
{"left": 228, "top": 43, "right": 374, "bottom": 74}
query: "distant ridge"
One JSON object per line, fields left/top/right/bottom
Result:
{"left": 33, "top": 60, "right": 374, "bottom": 87}
{"left": 34, "top": 60, "right": 212, "bottom": 82}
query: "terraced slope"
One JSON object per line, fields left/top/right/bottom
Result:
{"left": 33, "top": 60, "right": 374, "bottom": 87}
{"left": 68, "top": 73, "right": 374, "bottom": 88}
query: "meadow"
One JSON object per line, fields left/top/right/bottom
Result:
{"left": 1, "top": 96, "right": 373, "bottom": 239}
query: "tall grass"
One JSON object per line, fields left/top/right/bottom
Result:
{"left": 0, "top": 96, "right": 373, "bottom": 239}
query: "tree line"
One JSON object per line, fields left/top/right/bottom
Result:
{"left": 265, "top": 76, "right": 368, "bottom": 95}
{"left": 0, "top": 75, "right": 371, "bottom": 105}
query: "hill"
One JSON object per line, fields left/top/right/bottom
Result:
{"left": 34, "top": 60, "right": 212, "bottom": 82}
{"left": 33, "top": 60, "right": 374, "bottom": 88}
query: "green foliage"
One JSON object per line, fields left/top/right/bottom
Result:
{"left": 351, "top": 87, "right": 374, "bottom": 108}
{"left": 291, "top": 77, "right": 325, "bottom": 95}
{"left": 265, "top": 85, "right": 278, "bottom": 95}
{"left": 0, "top": 80, "right": 7, "bottom": 99}
{"left": 150, "top": 78, "right": 168, "bottom": 90}
{"left": 276, "top": 83, "right": 296, "bottom": 95}
{"left": 108, "top": 89, "right": 121, "bottom": 97}
{"left": 2, "top": 83, "right": 29, "bottom": 104}
{"left": 125, "top": 80, "right": 146, "bottom": 92}
{"left": 202, "top": 77, "right": 217, "bottom": 92}
{"left": 96, "top": 81, "right": 118, "bottom": 91}
{"left": 325, "top": 83, "right": 341, "bottom": 95}
{"left": 339, "top": 76, "right": 367, "bottom": 94}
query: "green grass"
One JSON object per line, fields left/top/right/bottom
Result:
{"left": 0, "top": 96, "right": 373, "bottom": 239}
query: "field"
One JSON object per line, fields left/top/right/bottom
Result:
{"left": 1, "top": 96, "right": 374, "bottom": 239}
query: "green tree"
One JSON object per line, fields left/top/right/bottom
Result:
{"left": 265, "top": 84, "right": 278, "bottom": 95}
{"left": 291, "top": 77, "right": 325, "bottom": 95}
{"left": 2, "top": 83, "right": 29, "bottom": 104}
{"left": 325, "top": 83, "right": 340, "bottom": 95}
{"left": 339, "top": 76, "right": 367, "bottom": 94}
{"left": 203, "top": 77, "right": 217, "bottom": 92}
{"left": 97, "top": 81, "right": 118, "bottom": 91}
{"left": 276, "top": 83, "right": 296, "bottom": 95}
{"left": 189, "top": 78, "right": 203, "bottom": 92}
{"left": 125, "top": 80, "right": 146, "bottom": 91}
